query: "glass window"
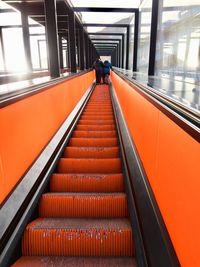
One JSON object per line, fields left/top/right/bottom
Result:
{"left": 30, "top": 36, "right": 47, "bottom": 70}
{"left": 155, "top": 0, "right": 200, "bottom": 82}
{"left": 137, "top": 0, "right": 152, "bottom": 73}
{"left": 0, "top": 12, "right": 21, "bottom": 26}
{"left": 2, "top": 28, "right": 27, "bottom": 72}
{"left": 29, "top": 26, "right": 45, "bottom": 34}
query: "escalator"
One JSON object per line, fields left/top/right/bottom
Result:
{"left": 12, "top": 84, "right": 137, "bottom": 266}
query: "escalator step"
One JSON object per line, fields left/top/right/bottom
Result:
{"left": 50, "top": 173, "right": 124, "bottom": 192}
{"left": 78, "top": 119, "right": 114, "bottom": 125}
{"left": 22, "top": 218, "right": 134, "bottom": 257}
{"left": 12, "top": 256, "right": 137, "bottom": 267}
{"left": 82, "top": 111, "right": 113, "bottom": 115}
{"left": 76, "top": 125, "right": 115, "bottom": 131}
{"left": 68, "top": 138, "right": 118, "bottom": 147}
{"left": 80, "top": 115, "right": 114, "bottom": 120}
{"left": 39, "top": 193, "right": 128, "bottom": 217}
{"left": 64, "top": 147, "right": 119, "bottom": 158}
{"left": 72, "top": 130, "right": 117, "bottom": 138}
{"left": 57, "top": 158, "right": 122, "bottom": 173}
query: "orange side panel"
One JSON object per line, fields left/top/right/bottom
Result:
{"left": 111, "top": 71, "right": 200, "bottom": 267}
{"left": 0, "top": 71, "right": 95, "bottom": 204}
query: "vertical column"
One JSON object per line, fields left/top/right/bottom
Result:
{"left": 59, "top": 35, "right": 64, "bottom": 69}
{"left": 133, "top": 10, "right": 139, "bottom": 71}
{"left": 126, "top": 25, "right": 130, "bottom": 69}
{"left": 79, "top": 27, "right": 85, "bottom": 70}
{"left": 21, "top": 12, "right": 32, "bottom": 72}
{"left": 44, "top": 0, "right": 60, "bottom": 78}
{"left": 122, "top": 35, "right": 125, "bottom": 69}
{"left": 37, "top": 40, "right": 42, "bottom": 69}
{"left": 0, "top": 27, "right": 6, "bottom": 71}
{"left": 118, "top": 41, "right": 121, "bottom": 68}
{"left": 68, "top": 9, "right": 76, "bottom": 73}
{"left": 76, "top": 29, "right": 80, "bottom": 69}
{"left": 148, "top": 0, "right": 159, "bottom": 76}
{"left": 88, "top": 40, "right": 91, "bottom": 67}
{"left": 85, "top": 34, "right": 89, "bottom": 69}
{"left": 66, "top": 35, "right": 70, "bottom": 69}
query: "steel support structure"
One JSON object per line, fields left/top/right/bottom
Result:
{"left": 84, "top": 33, "right": 89, "bottom": 69}
{"left": 68, "top": 9, "right": 76, "bottom": 73}
{"left": 126, "top": 25, "right": 130, "bottom": 69}
{"left": 148, "top": 0, "right": 159, "bottom": 76}
{"left": 133, "top": 10, "right": 139, "bottom": 71}
{"left": 21, "top": 12, "right": 32, "bottom": 71}
{"left": 44, "top": 0, "right": 60, "bottom": 77}
{"left": 58, "top": 35, "right": 64, "bottom": 69}
{"left": 79, "top": 26, "right": 85, "bottom": 70}
{"left": 0, "top": 27, "right": 6, "bottom": 71}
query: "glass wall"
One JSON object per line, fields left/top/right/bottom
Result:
{"left": 0, "top": 1, "right": 48, "bottom": 73}
{"left": 137, "top": 0, "right": 152, "bottom": 73}
{"left": 155, "top": 0, "right": 200, "bottom": 82}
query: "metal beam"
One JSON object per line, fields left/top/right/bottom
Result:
{"left": 79, "top": 26, "right": 85, "bottom": 70}
{"left": 133, "top": 10, "right": 139, "bottom": 71}
{"left": 0, "top": 28, "right": 6, "bottom": 71}
{"left": 21, "top": 12, "right": 33, "bottom": 71}
{"left": 89, "top": 33, "right": 125, "bottom": 36}
{"left": 84, "top": 34, "right": 89, "bottom": 69}
{"left": 44, "top": 0, "right": 60, "bottom": 78}
{"left": 126, "top": 25, "right": 130, "bottom": 69}
{"left": 94, "top": 43, "right": 118, "bottom": 46}
{"left": 83, "top": 23, "right": 128, "bottom": 27}
{"left": 148, "top": 0, "right": 159, "bottom": 76}
{"left": 91, "top": 39, "right": 120, "bottom": 41}
{"left": 68, "top": 9, "right": 77, "bottom": 73}
{"left": 73, "top": 7, "right": 138, "bottom": 13}
{"left": 59, "top": 36, "right": 64, "bottom": 69}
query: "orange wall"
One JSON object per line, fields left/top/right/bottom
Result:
{"left": 0, "top": 71, "right": 94, "bottom": 204}
{"left": 111, "top": 72, "right": 200, "bottom": 267}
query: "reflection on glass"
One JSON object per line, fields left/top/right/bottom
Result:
{"left": 155, "top": 0, "right": 200, "bottom": 83}
{"left": 137, "top": 0, "right": 152, "bottom": 73}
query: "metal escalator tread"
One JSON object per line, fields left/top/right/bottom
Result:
{"left": 12, "top": 84, "right": 135, "bottom": 266}
{"left": 13, "top": 256, "right": 137, "bottom": 266}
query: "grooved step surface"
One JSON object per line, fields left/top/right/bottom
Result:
{"left": 83, "top": 112, "right": 113, "bottom": 115}
{"left": 58, "top": 158, "right": 122, "bottom": 173}
{"left": 76, "top": 125, "right": 115, "bottom": 131}
{"left": 50, "top": 173, "right": 124, "bottom": 192}
{"left": 22, "top": 218, "right": 134, "bottom": 256}
{"left": 64, "top": 147, "right": 119, "bottom": 158}
{"left": 81, "top": 116, "right": 114, "bottom": 120}
{"left": 72, "top": 130, "right": 116, "bottom": 138}
{"left": 78, "top": 120, "right": 114, "bottom": 125}
{"left": 39, "top": 193, "right": 128, "bottom": 217}
{"left": 12, "top": 256, "right": 137, "bottom": 267}
{"left": 69, "top": 138, "right": 118, "bottom": 147}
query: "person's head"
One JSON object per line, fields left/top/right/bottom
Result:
{"left": 96, "top": 57, "right": 100, "bottom": 62}
{"left": 104, "top": 60, "right": 108, "bottom": 64}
